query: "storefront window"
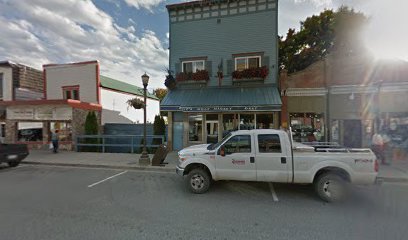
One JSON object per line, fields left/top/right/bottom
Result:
{"left": 222, "top": 114, "right": 238, "bottom": 137}
{"left": 290, "top": 113, "right": 325, "bottom": 142}
{"left": 50, "top": 122, "right": 72, "bottom": 141}
{"left": 189, "top": 114, "right": 203, "bottom": 142}
{"left": 256, "top": 114, "right": 274, "bottom": 129}
{"left": 17, "top": 122, "right": 43, "bottom": 142}
{"left": 206, "top": 114, "right": 218, "bottom": 144}
{"left": 239, "top": 114, "right": 255, "bottom": 130}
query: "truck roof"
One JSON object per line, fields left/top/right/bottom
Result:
{"left": 231, "top": 129, "right": 284, "bottom": 134}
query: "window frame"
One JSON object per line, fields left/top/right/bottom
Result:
{"left": 234, "top": 56, "right": 261, "bottom": 71}
{"left": 257, "top": 134, "right": 282, "bottom": 153}
{"left": 62, "top": 85, "right": 80, "bottom": 100}
{"left": 223, "top": 134, "right": 252, "bottom": 155}
{"left": 182, "top": 60, "right": 205, "bottom": 73}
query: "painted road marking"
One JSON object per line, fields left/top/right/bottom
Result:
{"left": 268, "top": 183, "right": 279, "bottom": 202}
{"left": 88, "top": 171, "right": 128, "bottom": 188}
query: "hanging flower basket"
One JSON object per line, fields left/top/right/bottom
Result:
{"left": 127, "top": 98, "right": 145, "bottom": 109}
{"left": 232, "top": 66, "right": 269, "bottom": 80}
{"left": 164, "top": 69, "right": 177, "bottom": 90}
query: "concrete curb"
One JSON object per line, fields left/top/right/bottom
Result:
{"left": 376, "top": 176, "right": 408, "bottom": 183}
{"left": 21, "top": 161, "right": 175, "bottom": 173}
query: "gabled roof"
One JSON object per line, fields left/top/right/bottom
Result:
{"left": 100, "top": 75, "right": 158, "bottom": 100}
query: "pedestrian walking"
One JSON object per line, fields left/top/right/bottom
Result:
{"left": 51, "top": 130, "right": 59, "bottom": 153}
{"left": 371, "top": 132, "right": 385, "bottom": 164}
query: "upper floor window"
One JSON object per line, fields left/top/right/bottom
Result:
{"left": 182, "top": 60, "right": 205, "bottom": 73}
{"left": 62, "top": 85, "right": 79, "bottom": 100}
{"left": 235, "top": 56, "right": 261, "bottom": 71}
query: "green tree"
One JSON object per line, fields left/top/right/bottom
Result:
{"left": 153, "top": 88, "right": 168, "bottom": 117}
{"left": 152, "top": 115, "right": 166, "bottom": 152}
{"left": 84, "top": 111, "right": 99, "bottom": 152}
{"left": 279, "top": 7, "right": 368, "bottom": 73}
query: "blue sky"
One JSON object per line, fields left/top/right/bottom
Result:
{"left": 0, "top": 0, "right": 406, "bottom": 89}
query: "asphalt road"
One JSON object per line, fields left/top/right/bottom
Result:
{"left": 0, "top": 164, "right": 407, "bottom": 240}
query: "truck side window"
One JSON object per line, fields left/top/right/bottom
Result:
{"left": 258, "top": 134, "right": 281, "bottom": 153}
{"left": 223, "top": 135, "right": 251, "bottom": 154}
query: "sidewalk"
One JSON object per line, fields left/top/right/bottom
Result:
{"left": 21, "top": 150, "right": 408, "bottom": 182}
{"left": 21, "top": 150, "right": 178, "bottom": 173}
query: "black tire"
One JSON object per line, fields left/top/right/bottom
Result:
{"left": 185, "top": 168, "right": 211, "bottom": 194}
{"left": 8, "top": 161, "right": 20, "bottom": 167}
{"left": 314, "top": 173, "right": 348, "bottom": 202}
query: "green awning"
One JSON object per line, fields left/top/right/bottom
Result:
{"left": 161, "top": 86, "right": 281, "bottom": 112}
{"left": 100, "top": 75, "right": 158, "bottom": 100}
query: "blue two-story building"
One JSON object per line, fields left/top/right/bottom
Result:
{"left": 162, "top": 0, "right": 281, "bottom": 150}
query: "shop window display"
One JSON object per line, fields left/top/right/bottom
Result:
{"left": 50, "top": 122, "right": 72, "bottom": 142}
{"left": 222, "top": 114, "right": 238, "bottom": 137}
{"left": 189, "top": 114, "right": 203, "bottom": 142}
{"left": 256, "top": 114, "right": 274, "bottom": 129}
{"left": 17, "top": 122, "right": 43, "bottom": 142}
{"left": 239, "top": 114, "right": 255, "bottom": 130}
{"left": 290, "top": 113, "right": 325, "bottom": 142}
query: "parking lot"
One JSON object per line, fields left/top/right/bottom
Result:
{"left": 1, "top": 164, "right": 407, "bottom": 240}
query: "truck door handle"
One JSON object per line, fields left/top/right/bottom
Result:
{"left": 250, "top": 157, "right": 255, "bottom": 163}
{"left": 281, "top": 157, "right": 286, "bottom": 164}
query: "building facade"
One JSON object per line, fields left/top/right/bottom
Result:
{"left": 280, "top": 52, "right": 408, "bottom": 155}
{"left": 0, "top": 60, "right": 160, "bottom": 150}
{"left": 162, "top": 0, "right": 281, "bottom": 151}
{"left": 0, "top": 61, "right": 43, "bottom": 142}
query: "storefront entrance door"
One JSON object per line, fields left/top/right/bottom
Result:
{"left": 343, "top": 120, "right": 362, "bottom": 148}
{"left": 206, "top": 120, "right": 218, "bottom": 144}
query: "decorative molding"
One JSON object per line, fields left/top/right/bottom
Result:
{"left": 284, "top": 88, "right": 328, "bottom": 96}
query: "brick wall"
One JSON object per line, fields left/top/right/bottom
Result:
{"left": 12, "top": 64, "right": 43, "bottom": 94}
{"left": 72, "top": 108, "right": 101, "bottom": 142}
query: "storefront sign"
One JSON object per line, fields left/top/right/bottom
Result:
{"left": 7, "top": 109, "right": 34, "bottom": 119}
{"left": 161, "top": 105, "right": 280, "bottom": 112}
{"left": 7, "top": 106, "right": 72, "bottom": 120}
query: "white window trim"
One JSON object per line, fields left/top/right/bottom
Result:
{"left": 234, "top": 56, "right": 262, "bottom": 71}
{"left": 182, "top": 60, "right": 205, "bottom": 73}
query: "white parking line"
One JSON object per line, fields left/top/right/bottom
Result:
{"left": 268, "top": 183, "right": 279, "bottom": 202}
{"left": 88, "top": 171, "right": 127, "bottom": 188}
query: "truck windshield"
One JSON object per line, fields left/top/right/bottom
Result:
{"left": 207, "top": 133, "right": 232, "bottom": 150}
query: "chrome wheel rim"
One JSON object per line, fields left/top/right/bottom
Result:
{"left": 323, "top": 181, "right": 332, "bottom": 198}
{"left": 190, "top": 174, "right": 205, "bottom": 190}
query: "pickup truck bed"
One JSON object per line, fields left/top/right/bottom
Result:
{"left": 0, "top": 144, "right": 29, "bottom": 167}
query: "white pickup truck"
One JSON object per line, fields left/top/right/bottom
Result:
{"left": 176, "top": 129, "right": 379, "bottom": 202}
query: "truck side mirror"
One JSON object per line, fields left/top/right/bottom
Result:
{"left": 219, "top": 146, "right": 225, "bottom": 157}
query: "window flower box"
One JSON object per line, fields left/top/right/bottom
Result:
{"left": 232, "top": 66, "right": 269, "bottom": 80}
{"left": 176, "top": 70, "right": 209, "bottom": 82}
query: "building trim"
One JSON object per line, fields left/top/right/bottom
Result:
{"left": 180, "top": 56, "right": 208, "bottom": 61}
{"left": 43, "top": 60, "right": 99, "bottom": 68}
{"left": 284, "top": 88, "right": 328, "bottom": 96}
{"left": 96, "top": 63, "right": 101, "bottom": 104}
{"left": 0, "top": 99, "right": 102, "bottom": 111}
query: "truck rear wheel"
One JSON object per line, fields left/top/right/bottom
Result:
{"left": 185, "top": 168, "right": 210, "bottom": 194}
{"left": 314, "top": 173, "right": 347, "bottom": 202}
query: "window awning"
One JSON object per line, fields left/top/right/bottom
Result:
{"left": 161, "top": 86, "right": 282, "bottom": 112}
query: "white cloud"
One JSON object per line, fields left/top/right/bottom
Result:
{"left": 124, "top": 0, "right": 165, "bottom": 11}
{"left": 0, "top": 0, "right": 169, "bottom": 89}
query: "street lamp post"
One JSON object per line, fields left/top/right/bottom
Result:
{"left": 139, "top": 73, "right": 151, "bottom": 165}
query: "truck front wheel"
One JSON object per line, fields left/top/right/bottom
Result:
{"left": 185, "top": 168, "right": 210, "bottom": 194}
{"left": 8, "top": 161, "right": 20, "bottom": 167}
{"left": 314, "top": 173, "right": 347, "bottom": 202}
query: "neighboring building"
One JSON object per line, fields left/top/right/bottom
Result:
{"left": 0, "top": 61, "right": 43, "bottom": 142}
{"left": 0, "top": 60, "right": 160, "bottom": 149}
{"left": 100, "top": 75, "right": 159, "bottom": 124}
{"left": 162, "top": 0, "right": 281, "bottom": 150}
{"left": 280, "top": 52, "right": 408, "bottom": 150}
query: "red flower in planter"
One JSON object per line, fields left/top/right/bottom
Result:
{"left": 176, "top": 70, "right": 209, "bottom": 81}
{"left": 232, "top": 66, "right": 269, "bottom": 80}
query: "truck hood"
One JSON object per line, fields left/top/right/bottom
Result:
{"left": 178, "top": 144, "right": 211, "bottom": 156}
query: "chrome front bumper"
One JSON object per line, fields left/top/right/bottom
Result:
{"left": 176, "top": 165, "right": 184, "bottom": 177}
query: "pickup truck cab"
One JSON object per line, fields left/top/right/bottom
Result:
{"left": 176, "top": 129, "right": 378, "bottom": 202}
{"left": 0, "top": 143, "right": 29, "bottom": 167}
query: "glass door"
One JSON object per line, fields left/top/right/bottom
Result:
{"left": 206, "top": 120, "right": 219, "bottom": 143}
